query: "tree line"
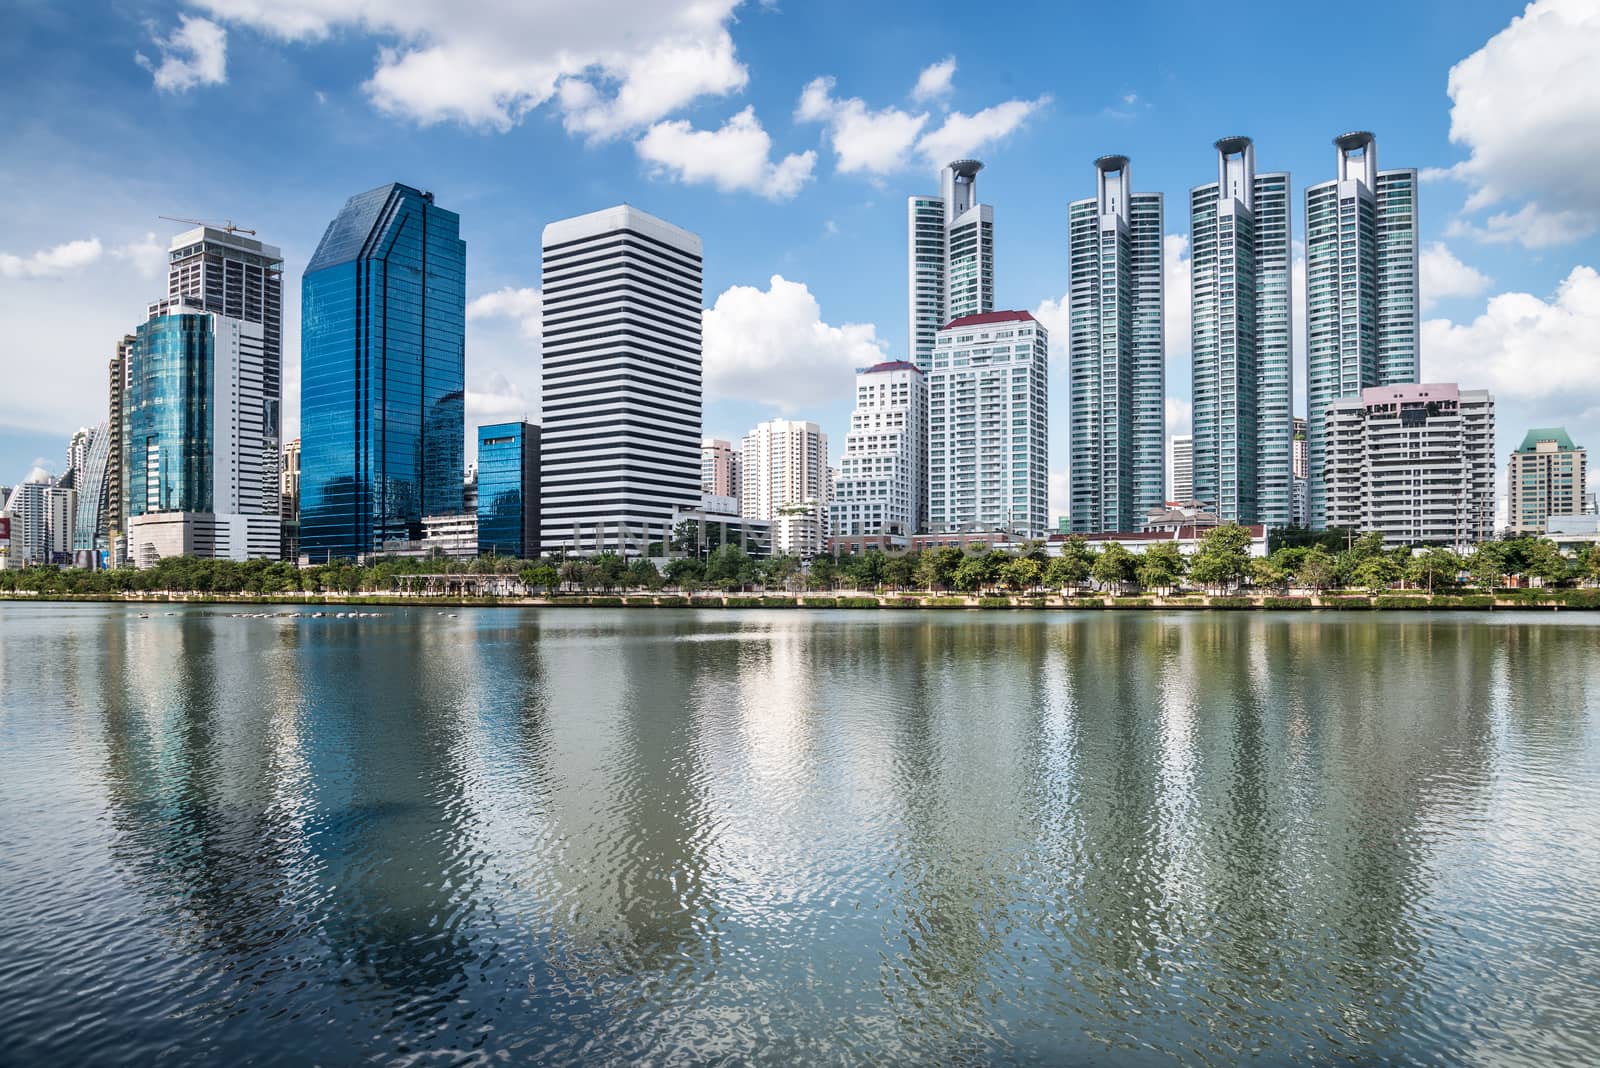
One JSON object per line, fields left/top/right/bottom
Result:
{"left": 2, "top": 526, "right": 1596, "bottom": 597}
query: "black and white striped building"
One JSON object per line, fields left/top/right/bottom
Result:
{"left": 539, "top": 206, "right": 703, "bottom": 556}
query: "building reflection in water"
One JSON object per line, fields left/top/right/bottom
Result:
{"left": 2, "top": 605, "right": 1593, "bottom": 1066}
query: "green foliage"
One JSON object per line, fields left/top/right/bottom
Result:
{"left": 1001, "top": 556, "right": 1043, "bottom": 593}
{"left": 1207, "top": 596, "right": 1256, "bottom": 609}
{"left": 1188, "top": 523, "right": 1254, "bottom": 592}
{"left": 800, "top": 596, "right": 838, "bottom": 608}
{"left": 977, "top": 596, "right": 1014, "bottom": 608}
{"left": 923, "top": 596, "right": 968, "bottom": 607}
{"left": 1375, "top": 595, "right": 1431, "bottom": 610}
{"left": 1046, "top": 536, "right": 1095, "bottom": 590}
{"left": 1351, "top": 554, "right": 1401, "bottom": 593}
{"left": 1406, "top": 548, "right": 1465, "bottom": 592}
{"left": 1136, "top": 542, "right": 1185, "bottom": 592}
{"left": 1092, "top": 542, "right": 1138, "bottom": 590}
{"left": 836, "top": 596, "right": 880, "bottom": 608}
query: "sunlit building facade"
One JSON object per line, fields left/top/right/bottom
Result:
{"left": 907, "top": 159, "right": 995, "bottom": 368}
{"left": 1323, "top": 383, "right": 1493, "bottom": 548}
{"left": 1305, "top": 132, "right": 1419, "bottom": 528}
{"left": 1189, "top": 136, "right": 1293, "bottom": 526}
{"left": 540, "top": 205, "right": 702, "bottom": 556}
{"left": 299, "top": 183, "right": 465, "bottom": 561}
{"left": 928, "top": 311, "right": 1048, "bottom": 537}
{"left": 1068, "top": 155, "right": 1165, "bottom": 532}
{"left": 477, "top": 421, "right": 540, "bottom": 559}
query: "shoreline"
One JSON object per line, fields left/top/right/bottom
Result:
{"left": 2, "top": 590, "right": 1594, "bottom": 610}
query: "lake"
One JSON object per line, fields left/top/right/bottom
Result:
{"left": 1, "top": 603, "right": 1597, "bottom": 1065}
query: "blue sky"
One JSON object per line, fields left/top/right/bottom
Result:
{"left": 3, "top": 0, "right": 1598, "bottom": 520}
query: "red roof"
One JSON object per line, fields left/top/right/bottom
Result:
{"left": 859, "top": 359, "right": 923, "bottom": 374}
{"left": 940, "top": 310, "right": 1036, "bottom": 331}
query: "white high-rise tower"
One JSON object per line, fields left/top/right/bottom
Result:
{"left": 1304, "top": 132, "right": 1419, "bottom": 528}
{"left": 1067, "top": 155, "right": 1165, "bottom": 533}
{"left": 540, "top": 206, "right": 703, "bottom": 555}
{"left": 1189, "top": 136, "right": 1293, "bottom": 527}
{"left": 907, "top": 159, "right": 995, "bottom": 368}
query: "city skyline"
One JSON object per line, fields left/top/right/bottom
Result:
{"left": 2, "top": 1, "right": 1599, "bottom": 524}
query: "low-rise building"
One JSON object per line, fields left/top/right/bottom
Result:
{"left": 673, "top": 498, "right": 772, "bottom": 559}
{"left": 1144, "top": 502, "right": 1220, "bottom": 533}
{"left": 1049, "top": 524, "right": 1269, "bottom": 559}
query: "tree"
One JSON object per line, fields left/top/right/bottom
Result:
{"left": 1137, "top": 542, "right": 1185, "bottom": 593}
{"left": 1002, "top": 556, "right": 1043, "bottom": 593}
{"left": 626, "top": 557, "right": 661, "bottom": 591}
{"left": 915, "top": 546, "right": 963, "bottom": 591}
{"left": 1583, "top": 546, "right": 1600, "bottom": 587}
{"left": 592, "top": 552, "right": 627, "bottom": 592}
{"left": 1468, "top": 543, "right": 1505, "bottom": 591}
{"left": 883, "top": 553, "right": 918, "bottom": 591}
{"left": 760, "top": 554, "right": 800, "bottom": 591}
{"left": 1525, "top": 538, "right": 1570, "bottom": 586}
{"left": 1297, "top": 547, "right": 1338, "bottom": 591}
{"left": 1407, "top": 548, "right": 1464, "bottom": 593}
{"left": 953, "top": 552, "right": 994, "bottom": 593}
{"left": 704, "top": 545, "right": 756, "bottom": 590}
{"left": 1046, "top": 537, "right": 1094, "bottom": 590}
{"left": 521, "top": 563, "right": 559, "bottom": 592}
{"left": 806, "top": 555, "right": 839, "bottom": 591}
{"left": 1351, "top": 554, "right": 1401, "bottom": 593}
{"left": 664, "top": 557, "right": 704, "bottom": 589}
{"left": 1092, "top": 542, "right": 1137, "bottom": 591}
{"left": 1249, "top": 556, "right": 1288, "bottom": 592}
{"left": 1188, "top": 523, "right": 1253, "bottom": 593}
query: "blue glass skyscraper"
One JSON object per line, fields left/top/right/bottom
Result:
{"left": 300, "top": 183, "right": 465, "bottom": 561}
{"left": 476, "top": 422, "right": 540, "bottom": 559}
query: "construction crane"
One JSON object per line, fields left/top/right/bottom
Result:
{"left": 159, "top": 216, "right": 257, "bottom": 236}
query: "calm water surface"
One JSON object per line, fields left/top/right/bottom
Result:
{"left": 1, "top": 604, "right": 1598, "bottom": 1065}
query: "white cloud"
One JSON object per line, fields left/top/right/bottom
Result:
{"left": 1165, "top": 397, "right": 1192, "bottom": 438}
{"left": 1446, "top": 203, "right": 1595, "bottom": 248}
{"left": 194, "top": 0, "right": 746, "bottom": 136}
{"left": 111, "top": 232, "right": 168, "bottom": 279}
{"left": 796, "top": 71, "right": 1047, "bottom": 175}
{"left": 0, "top": 238, "right": 103, "bottom": 279}
{"left": 1032, "top": 289, "right": 1070, "bottom": 379}
{"left": 465, "top": 371, "right": 534, "bottom": 427}
{"left": 137, "top": 15, "right": 228, "bottom": 92}
{"left": 467, "top": 287, "right": 542, "bottom": 339}
{"left": 1163, "top": 234, "right": 1191, "bottom": 367}
{"left": 794, "top": 77, "right": 926, "bottom": 176}
{"left": 1419, "top": 242, "right": 1491, "bottom": 310}
{"left": 1422, "top": 265, "right": 1600, "bottom": 401}
{"left": 23, "top": 466, "right": 53, "bottom": 485}
{"left": 911, "top": 56, "right": 956, "bottom": 103}
{"left": 915, "top": 97, "right": 1049, "bottom": 170}
{"left": 702, "top": 275, "right": 885, "bottom": 409}
{"left": 1048, "top": 470, "right": 1069, "bottom": 525}
{"left": 636, "top": 107, "right": 815, "bottom": 200}
{"left": 1441, "top": 0, "right": 1600, "bottom": 245}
